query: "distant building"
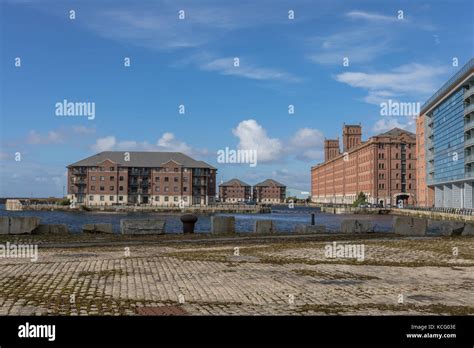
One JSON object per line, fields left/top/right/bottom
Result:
{"left": 218, "top": 179, "right": 251, "bottom": 203}
{"left": 417, "top": 58, "right": 474, "bottom": 208}
{"left": 67, "top": 151, "right": 216, "bottom": 206}
{"left": 311, "top": 125, "right": 416, "bottom": 206}
{"left": 253, "top": 179, "right": 286, "bottom": 203}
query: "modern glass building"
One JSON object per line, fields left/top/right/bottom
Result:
{"left": 420, "top": 58, "right": 474, "bottom": 208}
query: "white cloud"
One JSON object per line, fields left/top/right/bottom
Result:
{"left": 90, "top": 133, "right": 206, "bottom": 156}
{"left": 157, "top": 132, "right": 192, "bottom": 153}
{"left": 26, "top": 130, "right": 64, "bottom": 145}
{"left": 232, "top": 119, "right": 283, "bottom": 162}
{"left": 73, "top": 126, "right": 96, "bottom": 135}
{"left": 289, "top": 128, "right": 324, "bottom": 161}
{"left": 345, "top": 11, "right": 399, "bottom": 23}
{"left": 335, "top": 63, "right": 449, "bottom": 105}
{"left": 307, "top": 28, "right": 392, "bottom": 65}
{"left": 372, "top": 118, "right": 416, "bottom": 134}
{"left": 91, "top": 136, "right": 117, "bottom": 152}
{"left": 200, "top": 57, "right": 301, "bottom": 82}
{"left": 231, "top": 120, "right": 324, "bottom": 163}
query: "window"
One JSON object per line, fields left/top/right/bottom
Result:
{"left": 110, "top": 196, "right": 114, "bottom": 201}
{"left": 155, "top": 177, "right": 160, "bottom": 181}
{"left": 164, "top": 187, "right": 169, "bottom": 192}
{"left": 89, "top": 195, "right": 93, "bottom": 201}
{"left": 174, "top": 196, "right": 179, "bottom": 202}
{"left": 174, "top": 187, "right": 178, "bottom": 192}
{"left": 174, "top": 168, "right": 179, "bottom": 172}
{"left": 183, "top": 177, "right": 188, "bottom": 182}
{"left": 100, "top": 176, "right": 105, "bottom": 181}
{"left": 155, "top": 196, "right": 160, "bottom": 201}
{"left": 110, "top": 176, "right": 115, "bottom": 181}
{"left": 110, "top": 186, "right": 114, "bottom": 191}
{"left": 100, "top": 196, "right": 104, "bottom": 201}
{"left": 174, "top": 177, "right": 178, "bottom": 182}
{"left": 100, "top": 167, "right": 105, "bottom": 172}
{"left": 91, "top": 186, "right": 96, "bottom": 191}
{"left": 91, "top": 176, "right": 96, "bottom": 181}
{"left": 119, "top": 176, "right": 124, "bottom": 181}
{"left": 183, "top": 197, "right": 188, "bottom": 202}
{"left": 119, "top": 196, "right": 123, "bottom": 201}
{"left": 164, "top": 196, "right": 169, "bottom": 202}
{"left": 164, "top": 177, "right": 169, "bottom": 182}
{"left": 110, "top": 167, "right": 114, "bottom": 171}
{"left": 183, "top": 187, "right": 187, "bottom": 192}
{"left": 155, "top": 187, "right": 160, "bottom": 192}
{"left": 119, "top": 186, "right": 124, "bottom": 191}
{"left": 100, "top": 186, "right": 105, "bottom": 191}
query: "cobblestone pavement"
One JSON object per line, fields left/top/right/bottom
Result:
{"left": 0, "top": 235, "right": 473, "bottom": 315}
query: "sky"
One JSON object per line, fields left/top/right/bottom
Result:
{"left": 0, "top": 0, "right": 473, "bottom": 197}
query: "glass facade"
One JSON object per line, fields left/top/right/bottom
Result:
{"left": 431, "top": 88, "right": 465, "bottom": 184}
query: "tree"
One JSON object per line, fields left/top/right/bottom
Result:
{"left": 352, "top": 192, "right": 368, "bottom": 207}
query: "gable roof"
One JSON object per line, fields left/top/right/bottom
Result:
{"left": 254, "top": 179, "right": 285, "bottom": 187}
{"left": 68, "top": 151, "right": 216, "bottom": 169}
{"left": 220, "top": 178, "right": 251, "bottom": 187}
{"left": 376, "top": 127, "right": 415, "bottom": 138}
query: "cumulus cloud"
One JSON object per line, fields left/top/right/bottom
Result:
{"left": 231, "top": 119, "right": 324, "bottom": 163}
{"left": 232, "top": 119, "right": 283, "bottom": 162}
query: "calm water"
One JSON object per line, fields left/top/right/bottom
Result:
{"left": 0, "top": 205, "right": 441, "bottom": 234}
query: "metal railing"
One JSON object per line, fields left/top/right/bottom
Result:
{"left": 399, "top": 206, "right": 474, "bottom": 216}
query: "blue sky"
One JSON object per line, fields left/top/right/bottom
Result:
{"left": 1, "top": 0, "right": 473, "bottom": 197}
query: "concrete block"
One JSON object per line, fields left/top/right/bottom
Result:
{"left": 462, "top": 223, "right": 474, "bottom": 236}
{"left": 392, "top": 216, "right": 427, "bottom": 236}
{"left": 34, "top": 224, "right": 69, "bottom": 234}
{"left": 254, "top": 220, "right": 274, "bottom": 234}
{"left": 211, "top": 216, "right": 235, "bottom": 234}
{"left": 8, "top": 217, "right": 41, "bottom": 234}
{"left": 120, "top": 219, "right": 165, "bottom": 235}
{"left": 0, "top": 217, "right": 9, "bottom": 234}
{"left": 340, "top": 219, "right": 373, "bottom": 234}
{"left": 438, "top": 222, "right": 465, "bottom": 236}
{"left": 83, "top": 223, "right": 114, "bottom": 234}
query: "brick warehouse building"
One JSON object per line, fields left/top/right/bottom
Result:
{"left": 67, "top": 151, "right": 216, "bottom": 206}
{"left": 416, "top": 58, "right": 474, "bottom": 208}
{"left": 311, "top": 125, "right": 417, "bottom": 206}
{"left": 253, "top": 179, "right": 286, "bottom": 203}
{"left": 218, "top": 179, "right": 251, "bottom": 203}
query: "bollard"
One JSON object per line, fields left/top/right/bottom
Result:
{"left": 311, "top": 213, "right": 315, "bottom": 226}
{"left": 180, "top": 214, "right": 198, "bottom": 234}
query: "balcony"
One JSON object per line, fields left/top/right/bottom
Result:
{"left": 465, "top": 88, "right": 474, "bottom": 101}
{"left": 464, "top": 103, "right": 474, "bottom": 117}
{"left": 73, "top": 178, "right": 86, "bottom": 185}
{"left": 72, "top": 168, "right": 87, "bottom": 175}
{"left": 465, "top": 137, "right": 474, "bottom": 148}
{"left": 465, "top": 119, "right": 474, "bottom": 132}
{"left": 466, "top": 153, "right": 474, "bottom": 164}
{"left": 465, "top": 171, "right": 474, "bottom": 179}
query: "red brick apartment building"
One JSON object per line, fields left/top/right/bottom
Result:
{"left": 253, "top": 179, "right": 286, "bottom": 203}
{"left": 218, "top": 179, "right": 251, "bottom": 203}
{"left": 311, "top": 125, "right": 416, "bottom": 206}
{"left": 67, "top": 152, "right": 216, "bottom": 206}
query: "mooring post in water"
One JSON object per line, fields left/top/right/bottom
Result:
{"left": 311, "top": 213, "right": 315, "bottom": 225}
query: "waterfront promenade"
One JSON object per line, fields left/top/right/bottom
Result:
{"left": 0, "top": 233, "right": 472, "bottom": 315}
